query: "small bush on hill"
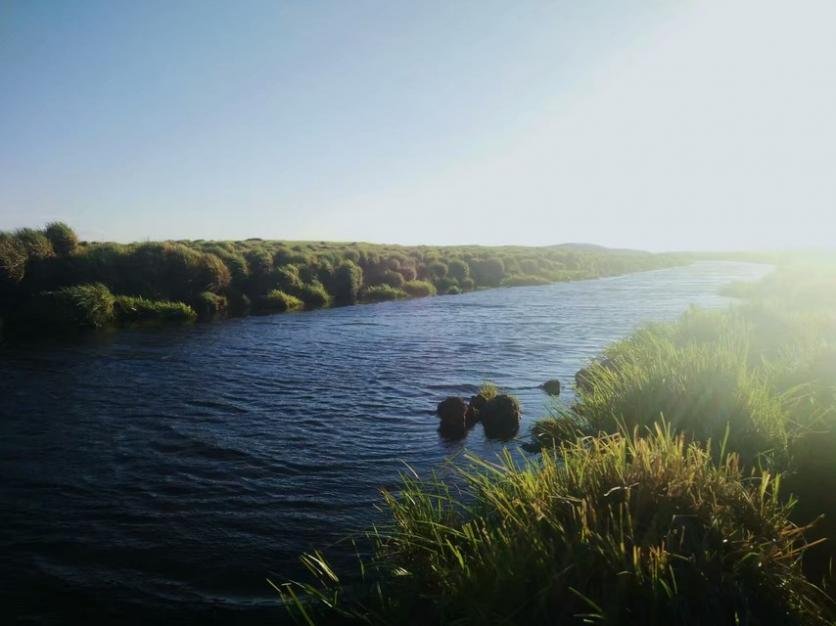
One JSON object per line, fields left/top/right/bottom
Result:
{"left": 434, "top": 277, "right": 459, "bottom": 293}
{"left": 402, "top": 280, "right": 436, "bottom": 297}
{"left": 361, "top": 284, "right": 407, "bottom": 303}
{"left": 333, "top": 261, "right": 363, "bottom": 305}
{"left": 14, "top": 228, "right": 54, "bottom": 260}
{"left": 44, "top": 222, "right": 78, "bottom": 256}
{"left": 194, "top": 291, "right": 227, "bottom": 320}
{"left": 257, "top": 290, "right": 303, "bottom": 313}
{"left": 295, "top": 282, "right": 330, "bottom": 309}
{"left": 502, "top": 274, "right": 551, "bottom": 287}
{"left": 0, "top": 233, "right": 27, "bottom": 287}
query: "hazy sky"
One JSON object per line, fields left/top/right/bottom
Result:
{"left": 1, "top": 0, "right": 834, "bottom": 250}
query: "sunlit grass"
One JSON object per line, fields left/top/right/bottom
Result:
{"left": 277, "top": 425, "right": 832, "bottom": 624}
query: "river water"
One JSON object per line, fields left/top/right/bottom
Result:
{"left": 0, "top": 261, "right": 770, "bottom": 624}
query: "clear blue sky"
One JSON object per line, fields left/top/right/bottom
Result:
{"left": 1, "top": 0, "right": 834, "bottom": 250}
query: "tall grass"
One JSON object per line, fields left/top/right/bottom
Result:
{"left": 113, "top": 295, "right": 197, "bottom": 323}
{"left": 278, "top": 426, "right": 831, "bottom": 625}
{"left": 534, "top": 268, "right": 836, "bottom": 587}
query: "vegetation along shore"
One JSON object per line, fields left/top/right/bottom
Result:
{"left": 0, "top": 223, "right": 686, "bottom": 337}
{"left": 278, "top": 261, "right": 836, "bottom": 625}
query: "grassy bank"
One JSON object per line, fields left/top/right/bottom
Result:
{"left": 277, "top": 262, "right": 836, "bottom": 625}
{"left": 0, "top": 223, "right": 685, "bottom": 337}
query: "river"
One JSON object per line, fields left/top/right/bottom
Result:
{"left": 0, "top": 261, "right": 770, "bottom": 624}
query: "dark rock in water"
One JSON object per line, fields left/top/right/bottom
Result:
{"left": 541, "top": 379, "right": 561, "bottom": 396}
{"left": 465, "top": 393, "right": 488, "bottom": 427}
{"left": 481, "top": 394, "right": 521, "bottom": 440}
{"left": 436, "top": 396, "right": 467, "bottom": 437}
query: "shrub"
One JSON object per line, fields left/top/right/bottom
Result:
{"left": 448, "top": 258, "right": 469, "bottom": 282}
{"left": 113, "top": 295, "right": 196, "bottom": 323}
{"left": 361, "top": 284, "right": 407, "bottom": 303}
{"left": 244, "top": 249, "right": 275, "bottom": 295}
{"left": 434, "top": 277, "right": 459, "bottom": 293}
{"left": 196, "top": 253, "right": 232, "bottom": 294}
{"left": 226, "top": 290, "right": 252, "bottom": 316}
{"left": 426, "top": 261, "right": 448, "bottom": 279}
{"left": 280, "top": 426, "right": 831, "bottom": 625}
{"left": 379, "top": 269, "right": 405, "bottom": 288}
{"left": 460, "top": 276, "right": 475, "bottom": 291}
{"left": 502, "top": 274, "right": 551, "bottom": 287}
{"left": 14, "top": 228, "right": 54, "bottom": 260}
{"left": 275, "top": 265, "right": 303, "bottom": 292}
{"left": 44, "top": 222, "right": 78, "bottom": 256}
{"left": 471, "top": 257, "right": 505, "bottom": 287}
{"left": 402, "top": 280, "right": 437, "bottom": 298}
{"left": 397, "top": 266, "right": 417, "bottom": 282}
{"left": 0, "top": 233, "right": 27, "bottom": 286}
{"left": 194, "top": 291, "right": 227, "bottom": 320}
{"left": 295, "top": 282, "right": 330, "bottom": 309}
{"left": 332, "top": 261, "right": 363, "bottom": 305}
{"left": 446, "top": 285, "right": 461, "bottom": 295}
{"left": 217, "top": 251, "right": 249, "bottom": 289}
{"left": 257, "top": 289, "right": 303, "bottom": 313}
{"left": 32, "top": 283, "right": 115, "bottom": 329}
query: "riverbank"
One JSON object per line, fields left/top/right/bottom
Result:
{"left": 279, "top": 262, "right": 836, "bottom": 624}
{"left": 0, "top": 223, "right": 687, "bottom": 338}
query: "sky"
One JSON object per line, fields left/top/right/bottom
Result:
{"left": 1, "top": 0, "right": 834, "bottom": 251}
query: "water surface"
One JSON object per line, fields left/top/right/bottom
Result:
{"left": 0, "top": 261, "right": 770, "bottom": 624}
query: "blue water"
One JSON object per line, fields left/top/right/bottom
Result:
{"left": 0, "top": 261, "right": 770, "bottom": 624}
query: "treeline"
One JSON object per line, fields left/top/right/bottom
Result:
{"left": 0, "top": 223, "right": 683, "bottom": 335}
{"left": 280, "top": 263, "right": 836, "bottom": 624}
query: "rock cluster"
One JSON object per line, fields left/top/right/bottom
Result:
{"left": 435, "top": 392, "right": 521, "bottom": 440}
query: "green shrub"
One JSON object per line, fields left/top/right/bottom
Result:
{"left": 194, "top": 291, "right": 227, "bottom": 320}
{"left": 14, "top": 228, "right": 54, "bottom": 260}
{"left": 275, "top": 265, "right": 303, "bottom": 292}
{"left": 460, "top": 276, "right": 475, "bottom": 291}
{"left": 257, "top": 289, "right": 303, "bottom": 312}
{"left": 446, "top": 285, "right": 461, "bottom": 295}
{"left": 502, "top": 274, "right": 551, "bottom": 287}
{"left": 333, "top": 261, "right": 363, "bottom": 305}
{"left": 44, "top": 222, "right": 78, "bottom": 256}
{"left": 471, "top": 257, "right": 505, "bottom": 287}
{"left": 379, "top": 269, "right": 405, "bottom": 288}
{"left": 226, "top": 290, "right": 251, "bottom": 316}
{"left": 426, "top": 260, "right": 448, "bottom": 279}
{"left": 33, "top": 283, "right": 115, "bottom": 329}
{"left": 361, "top": 284, "right": 407, "bottom": 303}
{"left": 402, "top": 280, "right": 436, "bottom": 297}
{"left": 279, "top": 426, "right": 831, "bottom": 625}
{"left": 114, "top": 295, "right": 196, "bottom": 323}
{"left": 0, "top": 233, "right": 27, "bottom": 286}
{"left": 397, "top": 266, "right": 417, "bottom": 282}
{"left": 448, "top": 258, "right": 470, "bottom": 281}
{"left": 295, "top": 282, "right": 330, "bottom": 308}
{"left": 434, "top": 276, "right": 459, "bottom": 293}
{"left": 244, "top": 249, "right": 276, "bottom": 295}
{"left": 217, "top": 251, "right": 249, "bottom": 289}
